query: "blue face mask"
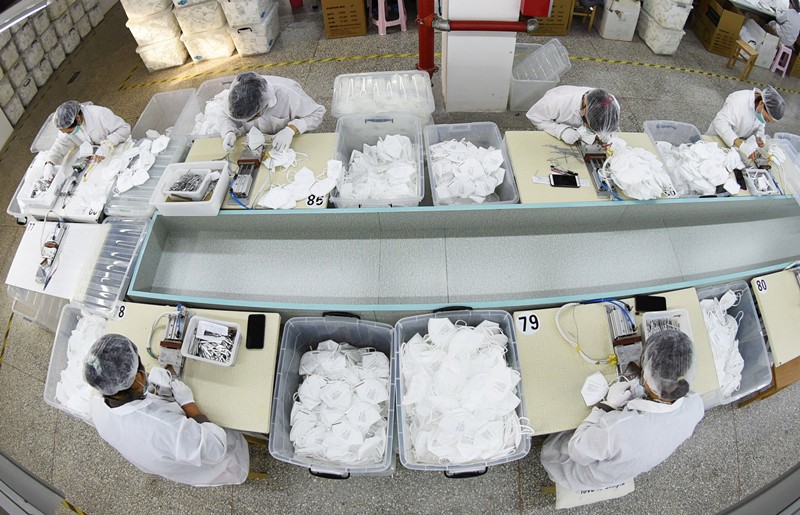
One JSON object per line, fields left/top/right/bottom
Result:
{"left": 68, "top": 124, "right": 81, "bottom": 135}
{"left": 756, "top": 112, "right": 765, "bottom": 124}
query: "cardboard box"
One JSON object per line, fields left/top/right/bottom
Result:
{"left": 692, "top": 0, "right": 745, "bottom": 56}
{"left": 321, "top": 0, "right": 366, "bottom": 39}
{"left": 531, "top": 0, "right": 572, "bottom": 36}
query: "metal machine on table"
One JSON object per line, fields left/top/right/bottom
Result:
{"left": 578, "top": 142, "right": 615, "bottom": 197}
{"left": 148, "top": 304, "right": 195, "bottom": 378}
{"left": 35, "top": 221, "right": 67, "bottom": 288}
{"left": 231, "top": 148, "right": 263, "bottom": 201}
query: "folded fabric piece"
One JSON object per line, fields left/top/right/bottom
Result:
{"left": 602, "top": 138, "right": 677, "bottom": 200}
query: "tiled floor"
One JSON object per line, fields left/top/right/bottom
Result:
{"left": 1, "top": 3, "right": 799, "bottom": 514}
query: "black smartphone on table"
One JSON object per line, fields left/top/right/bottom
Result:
{"left": 246, "top": 314, "right": 266, "bottom": 349}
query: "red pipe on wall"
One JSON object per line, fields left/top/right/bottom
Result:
{"left": 417, "top": 0, "right": 437, "bottom": 77}
{"left": 446, "top": 20, "right": 530, "bottom": 31}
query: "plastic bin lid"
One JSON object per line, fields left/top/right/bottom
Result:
{"left": 512, "top": 38, "right": 570, "bottom": 81}
{"left": 332, "top": 70, "right": 435, "bottom": 119}
{"left": 31, "top": 112, "right": 57, "bottom": 153}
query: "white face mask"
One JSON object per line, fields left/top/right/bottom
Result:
{"left": 581, "top": 371, "right": 610, "bottom": 406}
{"left": 319, "top": 381, "right": 353, "bottom": 410}
{"left": 296, "top": 374, "right": 327, "bottom": 409}
{"left": 346, "top": 400, "right": 383, "bottom": 433}
{"left": 355, "top": 378, "right": 390, "bottom": 404}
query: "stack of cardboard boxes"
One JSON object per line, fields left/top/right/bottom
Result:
{"left": 692, "top": 0, "right": 745, "bottom": 56}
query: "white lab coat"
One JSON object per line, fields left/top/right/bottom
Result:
{"left": 219, "top": 75, "right": 325, "bottom": 137}
{"left": 526, "top": 86, "right": 593, "bottom": 139}
{"left": 706, "top": 89, "right": 765, "bottom": 148}
{"left": 540, "top": 393, "right": 704, "bottom": 491}
{"left": 769, "top": 9, "right": 800, "bottom": 47}
{"left": 90, "top": 395, "right": 249, "bottom": 487}
{"left": 46, "top": 104, "right": 131, "bottom": 165}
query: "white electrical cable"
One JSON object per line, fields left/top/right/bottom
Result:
{"left": 555, "top": 303, "right": 613, "bottom": 365}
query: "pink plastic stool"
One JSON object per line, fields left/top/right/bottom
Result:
{"left": 369, "top": 0, "right": 407, "bottom": 36}
{"left": 770, "top": 44, "right": 793, "bottom": 77}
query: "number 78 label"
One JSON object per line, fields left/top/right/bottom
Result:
{"left": 515, "top": 311, "right": 540, "bottom": 335}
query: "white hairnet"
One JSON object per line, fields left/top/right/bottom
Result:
{"left": 228, "top": 72, "right": 270, "bottom": 121}
{"left": 83, "top": 334, "right": 140, "bottom": 396}
{"left": 642, "top": 329, "right": 695, "bottom": 402}
{"left": 760, "top": 86, "right": 786, "bottom": 121}
{"left": 54, "top": 100, "right": 81, "bottom": 129}
{"left": 584, "top": 89, "right": 620, "bottom": 141}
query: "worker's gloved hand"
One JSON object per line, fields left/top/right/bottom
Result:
{"left": 222, "top": 132, "right": 237, "bottom": 153}
{"left": 43, "top": 162, "right": 56, "bottom": 181}
{"left": 272, "top": 126, "right": 295, "bottom": 152}
{"left": 604, "top": 380, "right": 634, "bottom": 409}
{"left": 170, "top": 379, "right": 195, "bottom": 406}
{"left": 560, "top": 128, "right": 581, "bottom": 145}
{"left": 756, "top": 137, "right": 765, "bottom": 148}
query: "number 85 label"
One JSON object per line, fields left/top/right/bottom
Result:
{"left": 515, "top": 311, "right": 540, "bottom": 335}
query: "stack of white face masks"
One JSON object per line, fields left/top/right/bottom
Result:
{"left": 400, "top": 318, "right": 530, "bottom": 465}
{"left": 192, "top": 89, "right": 230, "bottom": 136}
{"left": 257, "top": 161, "right": 341, "bottom": 210}
{"left": 55, "top": 310, "right": 107, "bottom": 418}
{"left": 700, "top": 290, "right": 745, "bottom": 399}
{"left": 290, "top": 340, "right": 391, "bottom": 465}
{"left": 656, "top": 140, "right": 744, "bottom": 196}
{"left": 428, "top": 139, "right": 506, "bottom": 204}
{"left": 602, "top": 138, "right": 677, "bottom": 200}
{"left": 338, "top": 134, "right": 418, "bottom": 201}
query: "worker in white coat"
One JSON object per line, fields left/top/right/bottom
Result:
{"left": 540, "top": 330, "right": 704, "bottom": 491}
{"left": 526, "top": 86, "right": 620, "bottom": 145}
{"left": 769, "top": 0, "right": 800, "bottom": 47}
{"left": 83, "top": 334, "right": 249, "bottom": 487}
{"left": 707, "top": 86, "right": 786, "bottom": 158}
{"left": 43, "top": 100, "right": 131, "bottom": 181}
{"left": 219, "top": 72, "right": 325, "bottom": 153}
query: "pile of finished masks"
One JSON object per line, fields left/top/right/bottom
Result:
{"left": 338, "top": 134, "right": 417, "bottom": 201}
{"left": 428, "top": 139, "right": 506, "bottom": 204}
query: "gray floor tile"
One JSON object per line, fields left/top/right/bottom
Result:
{"left": 51, "top": 413, "right": 233, "bottom": 515}
{"left": 0, "top": 364, "right": 57, "bottom": 482}
{"left": 735, "top": 381, "right": 800, "bottom": 498}
{"left": 1, "top": 314, "right": 55, "bottom": 383}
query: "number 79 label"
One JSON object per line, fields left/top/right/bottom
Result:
{"left": 516, "top": 311, "right": 540, "bottom": 335}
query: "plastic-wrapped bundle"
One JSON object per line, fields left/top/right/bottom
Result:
{"left": 88, "top": 6, "right": 104, "bottom": 27}
{"left": 290, "top": 340, "right": 392, "bottom": 465}
{"left": 22, "top": 41, "right": 45, "bottom": 70}
{"left": 0, "top": 76, "right": 14, "bottom": 106}
{"left": 636, "top": 9, "right": 685, "bottom": 55}
{"left": 32, "top": 11, "right": 51, "bottom": 35}
{"left": 601, "top": 138, "right": 677, "bottom": 200}
{"left": 339, "top": 134, "right": 418, "bottom": 201}
{"left": 181, "top": 27, "right": 235, "bottom": 62}
{"left": 229, "top": 5, "right": 279, "bottom": 56}
{"left": 11, "top": 22, "right": 36, "bottom": 49}
{"left": 8, "top": 60, "right": 27, "bottom": 88}
{"left": 2, "top": 94, "right": 23, "bottom": 125}
{"left": 136, "top": 36, "right": 188, "bottom": 72}
{"left": 61, "top": 28, "right": 81, "bottom": 54}
{"left": 120, "top": 0, "right": 172, "bottom": 19}
{"left": 0, "top": 42, "right": 19, "bottom": 72}
{"left": 55, "top": 311, "right": 107, "bottom": 419}
{"left": 126, "top": 8, "right": 181, "bottom": 46}
{"left": 76, "top": 15, "right": 91, "bottom": 38}
{"left": 400, "top": 318, "right": 530, "bottom": 465}
{"left": 428, "top": 139, "right": 506, "bottom": 204}
{"left": 41, "top": 26, "right": 58, "bottom": 52}
{"left": 48, "top": 43, "right": 66, "bottom": 69}
{"left": 53, "top": 11, "right": 73, "bottom": 38}
{"left": 219, "top": 0, "right": 270, "bottom": 27}
{"left": 17, "top": 77, "right": 38, "bottom": 107}
{"left": 46, "top": 0, "right": 68, "bottom": 20}
{"left": 68, "top": 1, "right": 85, "bottom": 23}
{"left": 32, "top": 58, "right": 54, "bottom": 87}
{"left": 174, "top": 0, "right": 226, "bottom": 35}
{"left": 656, "top": 140, "right": 743, "bottom": 196}
{"left": 642, "top": 0, "right": 692, "bottom": 30}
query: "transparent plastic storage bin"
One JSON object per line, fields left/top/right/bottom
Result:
{"left": 61, "top": 28, "right": 81, "bottom": 54}
{"left": 269, "top": 316, "right": 397, "bottom": 478}
{"left": 696, "top": 281, "right": 772, "bottom": 408}
{"left": 53, "top": 10, "right": 72, "bottom": 38}
{"left": 509, "top": 43, "right": 560, "bottom": 112}
{"left": 330, "top": 113, "right": 424, "bottom": 208}
{"left": 11, "top": 22, "right": 36, "bottom": 49}
{"left": 31, "top": 113, "right": 59, "bottom": 156}
{"left": 3, "top": 94, "right": 23, "bottom": 125}
{"left": 770, "top": 139, "right": 800, "bottom": 204}
{"left": 512, "top": 38, "right": 570, "bottom": 81}
{"left": 424, "top": 122, "right": 520, "bottom": 205}
{"left": 136, "top": 36, "right": 188, "bottom": 72}
{"left": 17, "top": 77, "right": 38, "bottom": 107}
{"left": 41, "top": 26, "right": 57, "bottom": 52}
{"left": 32, "top": 11, "right": 51, "bottom": 35}
{"left": 48, "top": 43, "right": 66, "bottom": 70}
{"left": 127, "top": 7, "right": 181, "bottom": 47}
{"left": 43, "top": 302, "right": 104, "bottom": 424}
{"left": 150, "top": 160, "right": 230, "bottom": 216}
{"left": 331, "top": 71, "right": 435, "bottom": 121}
{"left": 775, "top": 132, "right": 800, "bottom": 154}
{"left": 8, "top": 285, "right": 70, "bottom": 333}
{"left": 643, "top": 120, "right": 701, "bottom": 162}
{"left": 636, "top": 8, "right": 685, "bottom": 55}
{"left": 174, "top": 0, "right": 226, "bottom": 35}
{"left": 120, "top": 0, "right": 172, "bottom": 19}
{"left": 219, "top": 0, "right": 270, "bottom": 27}
{"left": 228, "top": 2, "right": 279, "bottom": 56}
{"left": 642, "top": 0, "right": 692, "bottom": 30}
{"left": 22, "top": 41, "right": 44, "bottom": 70}
{"left": 394, "top": 309, "right": 530, "bottom": 476}
{"left": 81, "top": 0, "right": 98, "bottom": 11}
{"left": 181, "top": 26, "right": 235, "bottom": 62}
{"left": 0, "top": 42, "right": 19, "bottom": 72}
{"left": 182, "top": 75, "right": 236, "bottom": 137}
{"left": 46, "top": 0, "right": 68, "bottom": 20}
{"left": 76, "top": 14, "right": 91, "bottom": 38}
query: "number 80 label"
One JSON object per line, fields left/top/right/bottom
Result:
{"left": 515, "top": 311, "right": 540, "bottom": 335}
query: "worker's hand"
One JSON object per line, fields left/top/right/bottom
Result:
{"left": 604, "top": 380, "right": 634, "bottom": 409}
{"left": 756, "top": 137, "right": 765, "bottom": 148}
{"left": 43, "top": 162, "right": 56, "bottom": 181}
{"left": 91, "top": 155, "right": 106, "bottom": 163}
{"left": 272, "top": 126, "right": 295, "bottom": 152}
{"left": 734, "top": 138, "right": 744, "bottom": 148}
{"left": 222, "top": 132, "right": 236, "bottom": 153}
{"left": 560, "top": 128, "right": 581, "bottom": 145}
{"left": 170, "top": 379, "right": 195, "bottom": 407}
